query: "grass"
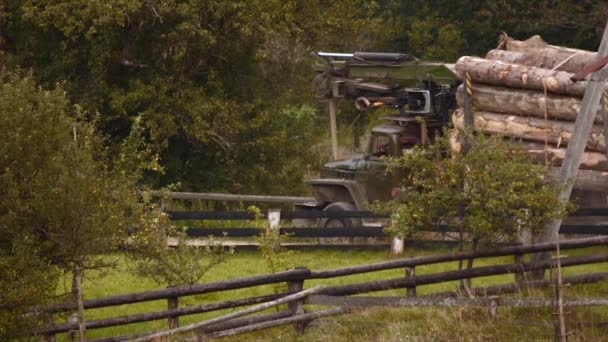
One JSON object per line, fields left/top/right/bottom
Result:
{"left": 53, "top": 245, "right": 608, "bottom": 341}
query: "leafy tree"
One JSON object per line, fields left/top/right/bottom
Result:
{"left": 0, "top": 70, "right": 170, "bottom": 338}
{"left": 375, "top": 0, "right": 607, "bottom": 61}
{"left": 382, "top": 132, "right": 567, "bottom": 248}
{"left": 130, "top": 231, "right": 231, "bottom": 286}
{"left": 1, "top": 0, "right": 383, "bottom": 194}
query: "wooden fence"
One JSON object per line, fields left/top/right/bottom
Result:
{"left": 163, "top": 208, "right": 608, "bottom": 251}
{"left": 34, "top": 235, "right": 608, "bottom": 341}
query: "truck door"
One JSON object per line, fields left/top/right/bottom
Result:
{"left": 355, "top": 133, "right": 397, "bottom": 203}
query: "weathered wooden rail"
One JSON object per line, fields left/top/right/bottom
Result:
{"left": 167, "top": 208, "right": 608, "bottom": 247}
{"left": 34, "top": 236, "right": 608, "bottom": 341}
{"left": 154, "top": 191, "right": 315, "bottom": 204}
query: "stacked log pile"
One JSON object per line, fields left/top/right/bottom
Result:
{"left": 452, "top": 33, "right": 608, "bottom": 172}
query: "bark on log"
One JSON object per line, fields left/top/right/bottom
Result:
{"left": 448, "top": 132, "right": 608, "bottom": 171}
{"left": 568, "top": 169, "right": 608, "bottom": 193}
{"left": 456, "top": 84, "right": 604, "bottom": 124}
{"left": 449, "top": 130, "right": 608, "bottom": 192}
{"left": 455, "top": 56, "right": 590, "bottom": 97}
{"left": 516, "top": 140, "right": 608, "bottom": 171}
{"left": 452, "top": 109, "right": 606, "bottom": 152}
{"left": 496, "top": 34, "right": 597, "bottom": 73}
{"left": 486, "top": 48, "right": 597, "bottom": 74}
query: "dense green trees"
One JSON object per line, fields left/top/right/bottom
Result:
{"left": 0, "top": 0, "right": 603, "bottom": 337}
{"left": 0, "top": 71, "right": 164, "bottom": 336}
{"left": 383, "top": 132, "right": 567, "bottom": 246}
{"left": 1, "top": 1, "right": 603, "bottom": 194}
{"left": 1, "top": 0, "right": 382, "bottom": 194}
{"left": 377, "top": 0, "right": 606, "bottom": 61}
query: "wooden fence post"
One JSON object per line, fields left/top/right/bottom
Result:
{"left": 391, "top": 237, "right": 404, "bottom": 255}
{"left": 514, "top": 253, "right": 525, "bottom": 288}
{"left": 405, "top": 265, "right": 416, "bottom": 297}
{"left": 488, "top": 296, "right": 499, "bottom": 319}
{"left": 168, "top": 296, "right": 179, "bottom": 329}
{"left": 268, "top": 209, "right": 281, "bottom": 251}
{"left": 43, "top": 333, "right": 56, "bottom": 342}
{"left": 67, "top": 313, "right": 78, "bottom": 341}
{"left": 287, "top": 269, "right": 306, "bottom": 334}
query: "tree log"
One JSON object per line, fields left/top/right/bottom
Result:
{"left": 452, "top": 109, "right": 606, "bottom": 152}
{"left": 455, "top": 56, "right": 590, "bottom": 97}
{"left": 516, "top": 140, "right": 608, "bottom": 171}
{"left": 450, "top": 131, "right": 608, "bottom": 193}
{"left": 485, "top": 49, "right": 596, "bottom": 74}
{"left": 456, "top": 84, "right": 604, "bottom": 124}
{"left": 496, "top": 34, "right": 597, "bottom": 73}
{"left": 499, "top": 34, "right": 592, "bottom": 55}
{"left": 448, "top": 132, "right": 608, "bottom": 171}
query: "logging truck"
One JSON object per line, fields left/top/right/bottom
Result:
{"left": 300, "top": 36, "right": 608, "bottom": 228}
{"left": 296, "top": 52, "right": 459, "bottom": 228}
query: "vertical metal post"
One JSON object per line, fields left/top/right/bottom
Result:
{"left": 420, "top": 120, "right": 428, "bottom": 145}
{"left": 268, "top": 209, "right": 281, "bottom": 252}
{"left": 329, "top": 80, "right": 341, "bottom": 160}
{"left": 535, "top": 20, "right": 608, "bottom": 264}
{"left": 329, "top": 98, "right": 339, "bottom": 160}
{"left": 167, "top": 296, "right": 179, "bottom": 329}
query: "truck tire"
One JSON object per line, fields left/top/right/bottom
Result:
{"left": 319, "top": 202, "right": 362, "bottom": 228}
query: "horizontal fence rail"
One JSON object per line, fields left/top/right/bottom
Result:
{"left": 154, "top": 191, "right": 315, "bottom": 204}
{"left": 38, "top": 191, "right": 608, "bottom": 340}
{"left": 166, "top": 210, "right": 387, "bottom": 220}
{"left": 308, "top": 236, "right": 608, "bottom": 279}
{"left": 33, "top": 235, "right": 608, "bottom": 339}
{"left": 185, "top": 227, "right": 388, "bottom": 238}
{"left": 37, "top": 269, "right": 310, "bottom": 313}
{"left": 166, "top": 208, "right": 608, "bottom": 221}
{"left": 316, "top": 253, "right": 608, "bottom": 297}
{"left": 182, "top": 225, "right": 608, "bottom": 238}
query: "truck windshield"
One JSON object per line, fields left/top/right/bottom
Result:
{"left": 370, "top": 134, "right": 391, "bottom": 157}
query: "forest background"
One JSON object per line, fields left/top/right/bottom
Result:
{"left": 1, "top": 0, "right": 606, "bottom": 194}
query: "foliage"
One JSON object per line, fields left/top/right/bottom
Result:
{"left": 130, "top": 230, "right": 231, "bottom": 286}
{"left": 0, "top": 237, "right": 59, "bottom": 336}
{"left": 249, "top": 206, "right": 296, "bottom": 293}
{"left": 0, "top": 70, "right": 166, "bottom": 337}
{"left": 375, "top": 0, "right": 607, "bottom": 61}
{"left": 1, "top": 0, "right": 383, "bottom": 194}
{"left": 381, "top": 132, "right": 568, "bottom": 245}
{"left": 1, "top": 1, "right": 605, "bottom": 197}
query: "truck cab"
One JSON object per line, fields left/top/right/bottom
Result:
{"left": 298, "top": 51, "right": 458, "bottom": 228}
{"left": 299, "top": 118, "right": 431, "bottom": 228}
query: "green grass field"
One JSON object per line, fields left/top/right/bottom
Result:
{"left": 55, "top": 245, "right": 608, "bottom": 341}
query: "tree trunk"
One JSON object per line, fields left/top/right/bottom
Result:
{"left": 486, "top": 48, "right": 596, "bottom": 74}
{"left": 73, "top": 268, "right": 87, "bottom": 342}
{"left": 455, "top": 84, "right": 604, "bottom": 124}
{"left": 455, "top": 56, "right": 590, "bottom": 97}
{"left": 465, "top": 239, "right": 478, "bottom": 293}
{"left": 452, "top": 109, "right": 606, "bottom": 152}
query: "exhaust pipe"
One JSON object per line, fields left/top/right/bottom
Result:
{"left": 355, "top": 97, "right": 387, "bottom": 111}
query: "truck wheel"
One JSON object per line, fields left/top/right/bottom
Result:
{"left": 319, "top": 202, "right": 361, "bottom": 228}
